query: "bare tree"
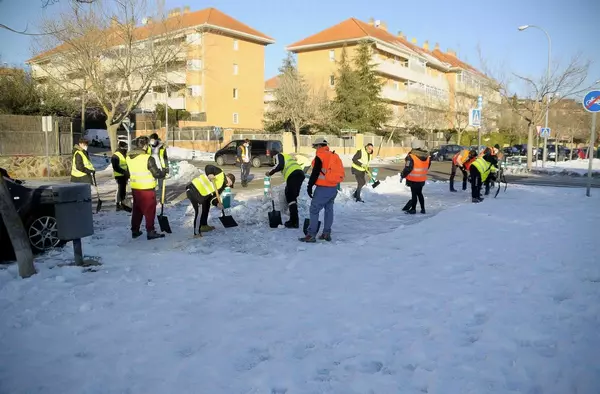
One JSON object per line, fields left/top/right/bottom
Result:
{"left": 0, "top": 176, "right": 36, "bottom": 278}
{"left": 441, "top": 90, "right": 479, "bottom": 145}
{"left": 479, "top": 47, "right": 591, "bottom": 169}
{"left": 32, "top": 0, "right": 184, "bottom": 151}
{"left": 264, "top": 56, "right": 333, "bottom": 152}
{"left": 405, "top": 94, "right": 446, "bottom": 147}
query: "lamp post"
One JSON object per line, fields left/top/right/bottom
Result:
{"left": 518, "top": 24, "right": 551, "bottom": 168}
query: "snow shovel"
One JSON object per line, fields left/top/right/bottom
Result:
{"left": 303, "top": 218, "right": 321, "bottom": 236}
{"left": 268, "top": 200, "right": 282, "bottom": 228}
{"left": 213, "top": 179, "right": 238, "bottom": 228}
{"left": 366, "top": 170, "right": 380, "bottom": 188}
{"left": 157, "top": 180, "right": 172, "bottom": 233}
{"left": 92, "top": 173, "right": 102, "bottom": 213}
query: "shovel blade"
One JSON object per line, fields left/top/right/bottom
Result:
{"left": 371, "top": 180, "right": 381, "bottom": 188}
{"left": 303, "top": 218, "right": 321, "bottom": 236}
{"left": 219, "top": 212, "right": 238, "bottom": 228}
{"left": 157, "top": 214, "right": 172, "bottom": 233}
{"left": 121, "top": 203, "right": 133, "bottom": 213}
{"left": 268, "top": 210, "right": 282, "bottom": 228}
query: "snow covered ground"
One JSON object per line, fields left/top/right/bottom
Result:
{"left": 168, "top": 147, "right": 215, "bottom": 162}
{"left": 530, "top": 158, "right": 600, "bottom": 176}
{"left": 1, "top": 177, "right": 600, "bottom": 394}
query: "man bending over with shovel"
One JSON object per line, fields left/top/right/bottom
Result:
{"left": 186, "top": 165, "right": 235, "bottom": 237}
{"left": 266, "top": 150, "right": 305, "bottom": 228}
{"left": 126, "top": 137, "right": 167, "bottom": 240}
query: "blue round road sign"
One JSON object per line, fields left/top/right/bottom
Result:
{"left": 583, "top": 90, "right": 600, "bottom": 113}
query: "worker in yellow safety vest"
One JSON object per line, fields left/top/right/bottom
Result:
{"left": 470, "top": 152, "right": 498, "bottom": 203}
{"left": 111, "top": 141, "right": 129, "bottom": 211}
{"left": 70, "top": 138, "right": 96, "bottom": 185}
{"left": 185, "top": 165, "right": 236, "bottom": 237}
{"left": 266, "top": 150, "right": 305, "bottom": 228}
{"left": 351, "top": 143, "right": 374, "bottom": 202}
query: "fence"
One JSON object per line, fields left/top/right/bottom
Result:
{"left": 0, "top": 115, "right": 74, "bottom": 156}
{"left": 232, "top": 133, "right": 282, "bottom": 141}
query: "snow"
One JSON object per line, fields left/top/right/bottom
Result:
{"left": 168, "top": 146, "right": 215, "bottom": 162}
{"left": 89, "top": 153, "right": 112, "bottom": 172}
{"left": 338, "top": 153, "right": 399, "bottom": 167}
{"left": 2, "top": 177, "right": 600, "bottom": 394}
{"left": 530, "top": 159, "right": 600, "bottom": 176}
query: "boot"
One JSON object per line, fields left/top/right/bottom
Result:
{"left": 420, "top": 208, "right": 426, "bottom": 214}
{"left": 116, "top": 203, "right": 123, "bottom": 212}
{"left": 299, "top": 234, "right": 316, "bottom": 243}
{"left": 449, "top": 180, "right": 457, "bottom": 192}
{"left": 472, "top": 198, "right": 481, "bottom": 203}
{"left": 147, "top": 230, "right": 165, "bottom": 240}
{"left": 405, "top": 208, "right": 416, "bottom": 214}
{"left": 450, "top": 188, "right": 457, "bottom": 192}
{"left": 200, "top": 225, "right": 215, "bottom": 232}
{"left": 132, "top": 230, "right": 143, "bottom": 239}
{"left": 285, "top": 204, "right": 299, "bottom": 228}
{"left": 318, "top": 232, "right": 332, "bottom": 242}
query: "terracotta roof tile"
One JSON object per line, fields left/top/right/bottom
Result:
{"left": 265, "top": 76, "right": 280, "bottom": 90}
{"left": 29, "top": 7, "right": 273, "bottom": 63}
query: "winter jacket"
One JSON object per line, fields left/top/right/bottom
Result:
{"left": 128, "top": 148, "right": 166, "bottom": 180}
{"left": 267, "top": 153, "right": 285, "bottom": 176}
{"left": 147, "top": 141, "right": 169, "bottom": 170}
{"left": 111, "top": 148, "right": 129, "bottom": 178}
{"left": 351, "top": 148, "right": 371, "bottom": 174}
{"left": 70, "top": 145, "right": 95, "bottom": 184}
{"left": 401, "top": 148, "right": 432, "bottom": 186}
{"left": 307, "top": 156, "right": 323, "bottom": 190}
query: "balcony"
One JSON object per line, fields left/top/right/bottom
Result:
{"left": 380, "top": 86, "right": 409, "bottom": 103}
{"left": 140, "top": 94, "right": 186, "bottom": 111}
{"left": 375, "top": 59, "right": 449, "bottom": 90}
{"left": 455, "top": 82, "right": 481, "bottom": 97}
{"left": 381, "top": 86, "right": 448, "bottom": 111}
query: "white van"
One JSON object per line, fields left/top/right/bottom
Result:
{"left": 84, "top": 129, "right": 110, "bottom": 148}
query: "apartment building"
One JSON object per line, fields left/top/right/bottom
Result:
{"left": 286, "top": 17, "right": 501, "bottom": 131}
{"left": 28, "top": 7, "right": 274, "bottom": 130}
{"left": 264, "top": 75, "right": 280, "bottom": 113}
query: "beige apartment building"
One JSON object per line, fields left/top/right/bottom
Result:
{"left": 285, "top": 17, "right": 501, "bottom": 132}
{"left": 28, "top": 7, "right": 274, "bottom": 130}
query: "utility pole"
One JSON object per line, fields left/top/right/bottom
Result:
{"left": 165, "top": 62, "right": 169, "bottom": 136}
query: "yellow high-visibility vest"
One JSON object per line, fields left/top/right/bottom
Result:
{"left": 191, "top": 172, "right": 225, "bottom": 196}
{"left": 282, "top": 154, "right": 302, "bottom": 181}
{"left": 126, "top": 154, "right": 156, "bottom": 190}
{"left": 351, "top": 147, "right": 371, "bottom": 172}
{"left": 71, "top": 150, "right": 95, "bottom": 178}
{"left": 113, "top": 151, "right": 128, "bottom": 178}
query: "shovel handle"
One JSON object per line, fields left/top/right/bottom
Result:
{"left": 272, "top": 200, "right": 275, "bottom": 210}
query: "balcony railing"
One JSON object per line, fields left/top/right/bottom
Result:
{"left": 375, "top": 59, "right": 449, "bottom": 90}
{"left": 140, "top": 94, "right": 186, "bottom": 110}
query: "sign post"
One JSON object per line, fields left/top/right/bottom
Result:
{"left": 42, "top": 116, "right": 53, "bottom": 180}
{"left": 340, "top": 129, "right": 358, "bottom": 155}
{"left": 583, "top": 90, "right": 600, "bottom": 197}
{"left": 477, "top": 95, "right": 483, "bottom": 148}
{"left": 469, "top": 107, "right": 482, "bottom": 148}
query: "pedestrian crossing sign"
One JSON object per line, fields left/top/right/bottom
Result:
{"left": 469, "top": 109, "right": 481, "bottom": 127}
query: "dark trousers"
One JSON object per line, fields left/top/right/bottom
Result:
{"left": 131, "top": 189, "right": 157, "bottom": 232}
{"left": 285, "top": 170, "right": 305, "bottom": 224}
{"left": 353, "top": 171, "right": 367, "bottom": 200}
{"left": 186, "top": 186, "right": 210, "bottom": 235}
{"left": 450, "top": 163, "right": 468, "bottom": 190}
{"left": 470, "top": 166, "right": 482, "bottom": 199}
{"left": 241, "top": 162, "right": 251, "bottom": 183}
{"left": 409, "top": 181, "right": 425, "bottom": 211}
{"left": 115, "top": 176, "right": 128, "bottom": 205}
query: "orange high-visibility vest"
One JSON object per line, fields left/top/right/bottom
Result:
{"left": 453, "top": 149, "right": 470, "bottom": 166}
{"left": 406, "top": 154, "right": 430, "bottom": 182}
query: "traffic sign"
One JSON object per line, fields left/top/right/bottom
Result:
{"left": 469, "top": 108, "right": 481, "bottom": 127}
{"left": 536, "top": 125, "right": 542, "bottom": 135}
{"left": 540, "top": 127, "right": 551, "bottom": 138}
{"left": 477, "top": 95, "right": 483, "bottom": 110}
{"left": 583, "top": 90, "right": 600, "bottom": 113}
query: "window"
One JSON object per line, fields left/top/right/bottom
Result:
{"left": 233, "top": 88, "right": 238, "bottom": 99}
{"left": 233, "top": 63, "right": 238, "bottom": 75}
{"left": 393, "top": 81, "right": 399, "bottom": 90}
{"left": 188, "top": 85, "right": 202, "bottom": 97}
{"left": 329, "top": 75, "right": 335, "bottom": 87}
{"left": 233, "top": 39, "right": 239, "bottom": 50}
{"left": 233, "top": 113, "right": 239, "bottom": 124}
{"left": 186, "top": 59, "right": 202, "bottom": 71}
{"left": 329, "top": 50, "right": 335, "bottom": 61}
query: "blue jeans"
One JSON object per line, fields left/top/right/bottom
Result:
{"left": 308, "top": 186, "right": 337, "bottom": 236}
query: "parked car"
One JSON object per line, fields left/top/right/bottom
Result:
{"left": 430, "top": 145, "right": 464, "bottom": 161}
{"left": 0, "top": 171, "right": 65, "bottom": 262}
{"left": 537, "top": 145, "right": 568, "bottom": 161}
{"left": 214, "top": 139, "right": 283, "bottom": 167}
{"left": 84, "top": 129, "right": 110, "bottom": 148}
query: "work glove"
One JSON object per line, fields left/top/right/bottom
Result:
{"left": 307, "top": 186, "right": 313, "bottom": 198}
{"left": 164, "top": 167, "right": 170, "bottom": 175}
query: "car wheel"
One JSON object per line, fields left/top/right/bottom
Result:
{"left": 100, "top": 141, "right": 105, "bottom": 148}
{"left": 26, "top": 213, "right": 64, "bottom": 253}
{"left": 252, "top": 157, "right": 262, "bottom": 168}
{"left": 215, "top": 156, "right": 225, "bottom": 166}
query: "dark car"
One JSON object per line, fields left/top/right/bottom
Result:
{"left": 214, "top": 139, "right": 283, "bottom": 167}
{"left": 0, "top": 173, "right": 64, "bottom": 262}
{"left": 537, "top": 145, "right": 568, "bottom": 161}
{"left": 431, "top": 144, "right": 465, "bottom": 161}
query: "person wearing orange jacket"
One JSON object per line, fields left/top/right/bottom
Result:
{"left": 450, "top": 149, "right": 474, "bottom": 192}
{"left": 400, "top": 141, "right": 431, "bottom": 214}
{"left": 300, "top": 138, "right": 345, "bottom": 243}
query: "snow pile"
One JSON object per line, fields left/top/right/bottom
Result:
{"left": 168, "top": 160, "right": 200, "bottom": 183}
{"left": 1, "top": 180, "right": 600, "bottom": 393}
{"left": 337, "top": 153, "right": 398, "bottom": 168}
{"left": 168, "top": 147, "right": 215, "bottom": 162}
{"left": 530, "top": 158, "right": 600, "bottom": 176}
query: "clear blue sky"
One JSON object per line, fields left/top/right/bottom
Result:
{"left": 1, "top": 0, "right": 598, "bottom": 98}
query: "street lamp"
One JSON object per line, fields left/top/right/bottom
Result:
{"left": 518, "top": 24, "right": 552, "bottom": 168}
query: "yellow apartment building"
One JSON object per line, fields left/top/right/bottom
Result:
{"left": 28, "top": 7, "right": 274, "bottom": 130}
{"left": 286, "top": 17, "right": 501, "bottom": 132}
